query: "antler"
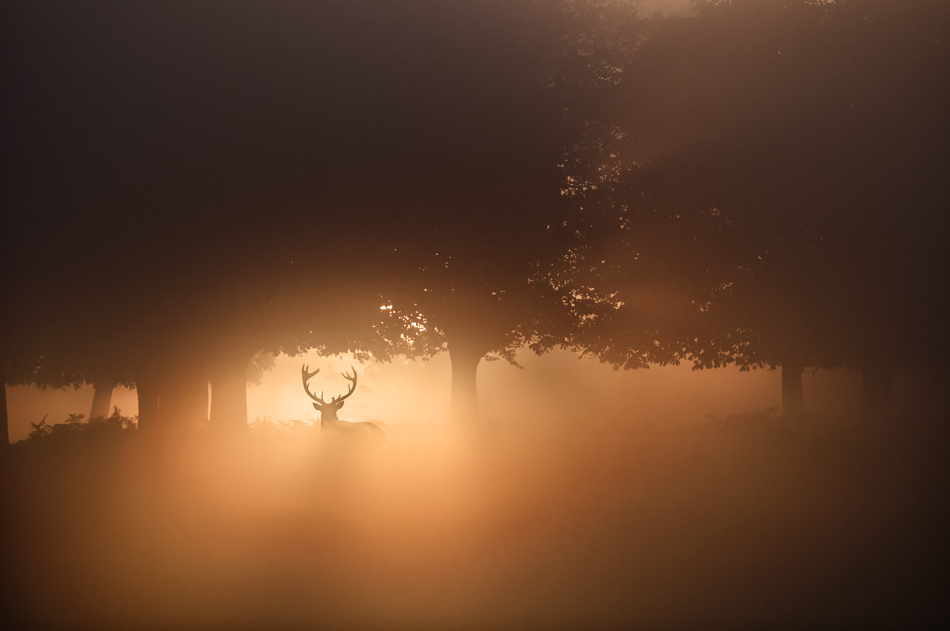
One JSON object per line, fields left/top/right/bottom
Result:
{"left": 301, "top": 365, "right": 326, "bottom": 404}
{"left": 332, "top": 366, "right": 358, "bottom": 403}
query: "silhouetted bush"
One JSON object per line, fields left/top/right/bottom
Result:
{"left": 19, "top": 407, "right": 137, "bottom": 450}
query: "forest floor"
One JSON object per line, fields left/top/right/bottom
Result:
{"left": 3, "top": 411, "right": 948, "bottom": 630}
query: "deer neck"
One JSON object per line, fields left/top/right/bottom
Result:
{"left": 319, "top": 407, "right": 341, "bottom": 425}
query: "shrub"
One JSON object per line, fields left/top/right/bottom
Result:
{"left": 21, "top": 407, "right": 137, "bottom": 448}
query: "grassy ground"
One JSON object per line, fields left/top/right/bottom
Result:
{"left": 3, "top": 411, "right": 948, "bottom": 630}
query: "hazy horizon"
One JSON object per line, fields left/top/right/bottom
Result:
{"left": 11, "top": 348, "right": 946, "bottom": 443}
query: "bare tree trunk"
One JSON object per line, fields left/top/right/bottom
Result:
{"left": 447, "top": 335, "right": 487, "bottom": 423}
{"left": 782, "top": 354, "right": 804, "bottom": 419}
{"left": 209, "top": 354, "right": 250, "bottom": 432}
{"left": 89, "top": 383, "right": 113, "bottom": 419}
{"left": 862, "top": 359, "right": 891, "bottom": 423}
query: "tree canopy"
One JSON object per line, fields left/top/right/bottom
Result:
{"left": 540, "top": 0, "right": 950, "bottom": 417}
{"left": 2, "top": 0, "right": 947, "bottom": 439}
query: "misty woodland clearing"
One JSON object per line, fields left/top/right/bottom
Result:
{"left": 2, "top": 1, "right": 948, "bottom": 629}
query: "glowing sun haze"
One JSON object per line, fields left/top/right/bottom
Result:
{"left": 248, "top": 351, "right": 452, "bottom": 428}
{"left": 5, "top": 349, "right": 877, "bottom": 442}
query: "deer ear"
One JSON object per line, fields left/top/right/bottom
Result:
{"left": 312, "top": 403, "right": 319, "bottom": 410}
{"left": 338, "top": 401, "right": 345, "bottom": 409}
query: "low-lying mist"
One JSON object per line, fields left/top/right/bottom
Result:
{"left": 15, "top": 348, "right": 946, "bottom": 443}
{"left": 4, "top": 411, "right": 947, "bottom": 629}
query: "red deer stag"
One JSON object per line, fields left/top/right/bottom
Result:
{"left": 301, "top": 365, "right": 385, "bottom": 440}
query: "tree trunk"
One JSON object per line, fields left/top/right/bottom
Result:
{"left": 862, "top": 359, "right": 891, "bottom": 423}
{"left": 0, "top": 365, "right": 9, "bottom": 450}
{"left": 447, "top": 336, "right": 487, "bottom": 423}
{"left": 159, "top": 368, "right": 209, "bottom": 430}
{"left": 134, "top": 371, "right": 159, "bottom": 432}
{"left": 210, "top": 354, "right": 250, "bottom": 432}
{"left": 89, "top": 383, "right": 114, "bottom": 419}
{"left": 782, "top": 354, "right": 804, "bottom": 419}
{"left": 135, "top": 353, "right": 208, "bottom": 433}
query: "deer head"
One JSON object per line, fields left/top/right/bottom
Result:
{"left": 301, "top": 365, "right": 358, "bottom": 423}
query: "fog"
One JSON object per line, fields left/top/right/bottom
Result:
{"left": 6, "top": 350, "right": 874, "bottom": 442}
{"left": 12, "top": 350, "right": 948, "bottom": 444}
{"left": 7, "top": 399, "right": 948, "bottom": 629}
{"left": 6, "top": 356, "right": 949, "bottom": 627}
{"left": 3, "top": 0, "right": 948, "bottom": 628}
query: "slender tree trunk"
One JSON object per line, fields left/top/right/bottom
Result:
{"left": 447, "top": 336, "right": 487, "bottom": 423}
{"left": 134, "top": 370, "right": 159, "bottom": 432}
{"left": 782, "top": 354, "right": 804, "bottom": 419}
{"left": 210, "top": 354, "right": 250, "bottom": 432}
{"left": 89, "top": 383, "right": 114, "bottom": 419}
{"left": 862, "top": 359, "right": 891, "bottom": 423}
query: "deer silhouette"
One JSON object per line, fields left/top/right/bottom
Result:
{"left": 301, "top": 365, "right": 385, "bottom": 440}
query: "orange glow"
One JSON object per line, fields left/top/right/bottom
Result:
{"left": 247, "top": 351, "right": 451, "bottom": 430}
{"left": 6, "top": 405, "right": 944, "bottom": 628}
{"left": 5, "top": 350, "right": 874, "bottom": 443}
{"left": 246, "top": 349, "right": 864, "bottom": 433}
